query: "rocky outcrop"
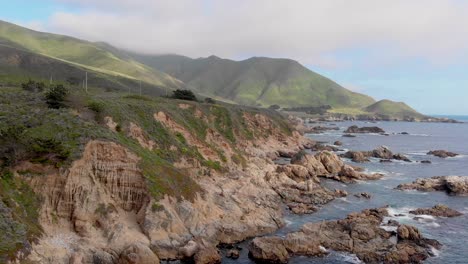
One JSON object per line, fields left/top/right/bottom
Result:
{"left": 342, "top": 146, "right": 411, "bottom": 163}
{"left": 427, "top": 150, "right": 459, "bottom": 158}
{"left": 289, "top": 151, "right": 382, "bottom": 183}
{"left": 409, "top": 204, "right": 463, "bottom": 217}
{"left": 342, "top": 151, "right": 370, "bottom": 163}
{"left": 308, "top": 143, "right": 340, "bottom": 152}
{"left": 248, "top": 208, "right": 440, "bottom": 264}
{"left": 344, "top": 125, "right": 385, "bottom": 134}
{"left": 397, "top": 176, "right": 468, "bottom": 196}
{"left": 306, "top": 126, "right": 339, "bottom": 134}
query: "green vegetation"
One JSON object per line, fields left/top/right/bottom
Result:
{"left": 133, "top": 54, "right": 376, "bottom": 109}
{"left": 0, "top": 80, "right": 292, "bottom": 201}
{"left": 44, "top": 84, "right": 68, "bottom": 109}
{"left": 0, "top": 20, "right": 181, "bottom": 89}
{"left": 172, "top": 89, "right": 197, "bottom": 101}
{"left": 363, "top": 99, "right": 425, "bottom": 119}
{"left": 21, "top": 79, "right": 45, "bottom": 92}
{"left": 0, "top": 170, "right": 42, "bottom": 262}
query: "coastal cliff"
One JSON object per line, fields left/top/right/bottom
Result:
{"left": 0, "top": 87, "right": 439, "bottom": 264}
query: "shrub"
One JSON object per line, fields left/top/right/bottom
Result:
{"left": 172, "top": 89, "right": 197, "bottom": 101}
{"left": 87, "top": 101, "right": 105, "bottom": 113}
{"left": 44, "top": 84, "right": 68, "bottom": 109}
{"left": 204, "top": 97, "right": 216, "bottom": 104}
{"left": 21, "top": 79, "right": 45, "bottom": 93}
{"left": 269, "top": 104, "right": 281, "bottom": 110}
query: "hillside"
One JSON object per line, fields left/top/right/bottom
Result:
{"left": 364, "top": 99, "right": 425, "bottom": 119}
{"left": 0, "top": 44, "right": 173, "bottom": 95}
{"left": 131, "top": 54, "right": 376, "bottom": 108}
{"left": 0, "top": 83, "right": 306, "bottom": 262}
{"left": 0, "top": 20, "right": 182, "bottom": 89}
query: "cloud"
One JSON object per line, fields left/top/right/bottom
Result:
{"left": 44, "top": 0, "right": 468, "bottom": 69}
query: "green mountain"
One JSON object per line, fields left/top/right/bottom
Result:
{"left": 364, "top": 99, "right": 425, "bottom": 119}
{"left": 0, "top": 20, "right": 182, "bottom": 89}
{"left": 131, "top": 54, "right": 376, "bottom": 108}
{"left": 0, "top": 20, "right": 427, "bottom": 119}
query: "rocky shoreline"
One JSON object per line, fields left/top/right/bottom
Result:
{"left": 248, "top": 207, "right": 441, "bottom": 264}
{"left": 397, "top": 176, "right": 468, "bottom": 196}
{"left": 8, "top": 111, "right": 459, "bottom": 264}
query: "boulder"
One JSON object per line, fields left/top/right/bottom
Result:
{"left": 249, "top": 237, "right": 289, "bottom": 263}
{"left": 284, "top": 232, "right": 326, "bottom": 256}
{"left": 409, "top": 204, "right": 462, "bottom": 217}
{"left": 392, "top": 153, "right": 411, "bottom": 162}
{"left": 226, "top": 249, "right": 240, "bottom": 259}
{"left": 397, "top": 225, "right": 421, "bottom": 240}
{"left": 341, "top": 151, "right": 370, "bottom": 163}
{"left": 334, "top": 189, "right": 348, "bottom": 197}
{"left": 334, "top": 141, "right": 343, "bottom": 146}
{"left": 194, "top": 246, "right": 221, "bottom": 264}
{"left": 372, "top": 146, "right": 393, "bottom": 159}
{"left": 342, "top": 134, "right": 357, "bottom": 138}
{"left": 119, "top": 243, "right": 160, "bottom": 264}
{"left": 427, "top": 150, "right": 459, "bottom": 158}
{"left": 180, "top": 241, "right": 199, "bottom": 258}
{"left": 420, "top": 160, "right": 432, "bottom": 164}
{"left": 354, "top": 192, "right": 371, "bottom": 199}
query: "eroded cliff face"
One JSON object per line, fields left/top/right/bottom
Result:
{"left": 18, "top": 141, "right": 151, "bottom": 263}
{"left": 12, "top": 107, "right": 365, "bottom": 264}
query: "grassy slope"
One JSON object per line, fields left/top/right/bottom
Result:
{"left": 363, "top": 99, "right": 425, "bottom": 119}
{"left": 132, "top": 54, "right": 376, "bottom": 108}
{"left": 0, "top": 44, "right": 176, "bottom": 96}
{"left": 0, "top": 20, "right": 181, "bottom": 88}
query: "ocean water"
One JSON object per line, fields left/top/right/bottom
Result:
{"left": 223, "top": 120, "right": 468, "bottom": 264}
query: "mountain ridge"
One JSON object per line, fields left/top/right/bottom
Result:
{"left": 0, "top": 20, "right": 432, "bottom": 120}
{"left": 131, "top": 53, "right": 376, "bottom": 108}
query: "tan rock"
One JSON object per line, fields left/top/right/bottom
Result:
{"left": 249, "top": 237, "right": 289, "bottom": 264}
{"left": 119, "top": 243, "right": 160, "bottom": 264}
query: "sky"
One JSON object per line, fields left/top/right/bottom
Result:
{"left": 1, "top": 0, "right": 467, "bottom": 115}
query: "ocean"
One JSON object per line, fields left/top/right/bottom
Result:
{"left": 223, "top": 120, "right": 468, "bottom": 264}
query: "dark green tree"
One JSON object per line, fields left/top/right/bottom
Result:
{"left": 45, "top": 84, "right": 68, "bottom": 109}
{"left": 172, "top": 89, "right": 197, "bottom": 101}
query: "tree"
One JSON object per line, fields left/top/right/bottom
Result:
{"left": 172, "top": 89, "right": 197, "bottom": 101}
{"left": 45, "top": 84, "right": 68, "bottom": 109}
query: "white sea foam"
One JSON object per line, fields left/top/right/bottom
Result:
{"left": 411, "top": 214, "right": 436, "bottom": 220}
{"left": 380, "top": 225, "right": 398, "bottom": 232}
{"left": 407, "top": 151, "right": 430, "bottom": 156}
{"left": 430, "top": 246, "right": 441, "bottom": 257}
{"left": 338, "top": 253, "right": 363, "bottom": 264}
{"left": 319, "top": 245, "right": 328, "bottom": 253}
